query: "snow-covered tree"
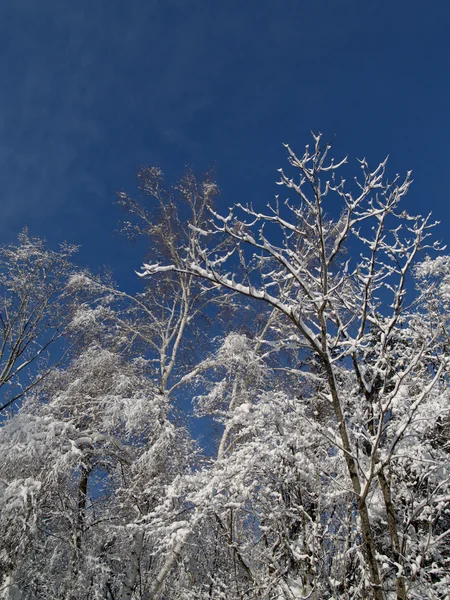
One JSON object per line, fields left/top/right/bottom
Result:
{"left": 142, "top": 134, "right": 450, "bottom": 599}
{"left": 32, "top": 167, "right": 226, "bottom": 599}
{"left": 0, "top": 230, "right": 80, "bottom": 413}
{"left": 0, "top": 340, "right": 184, "bottom": 599}
{"left": 3, "top": 136, "right": 450, "bottom": 600}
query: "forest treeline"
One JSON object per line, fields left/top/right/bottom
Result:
{"left": 1, "top": 136, "right": 449, "bottom": 600}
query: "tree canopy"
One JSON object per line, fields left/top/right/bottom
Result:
{"left": 1, "top": 136, "right": 450, "bottom": 600}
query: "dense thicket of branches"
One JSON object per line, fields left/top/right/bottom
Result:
{"left": 0, "top": 230, "right": 80, "bottom": 413}
{"left": 1, "top": 137, "right": 450, "bottom": 600}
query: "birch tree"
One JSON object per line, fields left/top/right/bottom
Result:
{"left": 71, "top": 166, "right": 225, "bottom": 599}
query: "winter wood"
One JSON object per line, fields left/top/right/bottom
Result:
{"left": 1, "top": 136, "right": 449, "bottom": 599}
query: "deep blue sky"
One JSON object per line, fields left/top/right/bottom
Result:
{"left": 1, "top": 0, "right": 450, "bottom": 287}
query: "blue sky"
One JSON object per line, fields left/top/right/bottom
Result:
{"left": 1, "top": 0, "right": 450, "bottom": 288}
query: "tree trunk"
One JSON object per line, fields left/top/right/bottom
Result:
{"left": 324, "top": 359, "right": 384, "bottom": 600}
{"left": 70, "top": 464, "right": 89, "bottom": 592}
{"left": 75, "top": 465, "right": 89, "bottom": 551}
{"left": 121, "top": 530, "right": 144, "bottom": 600}
{"left": 378, "top": 470, "right": 407, "bottom": 600}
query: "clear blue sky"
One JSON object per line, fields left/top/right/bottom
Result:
{"left": 1, "top": 0, "right": 450, "bottom": 288}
